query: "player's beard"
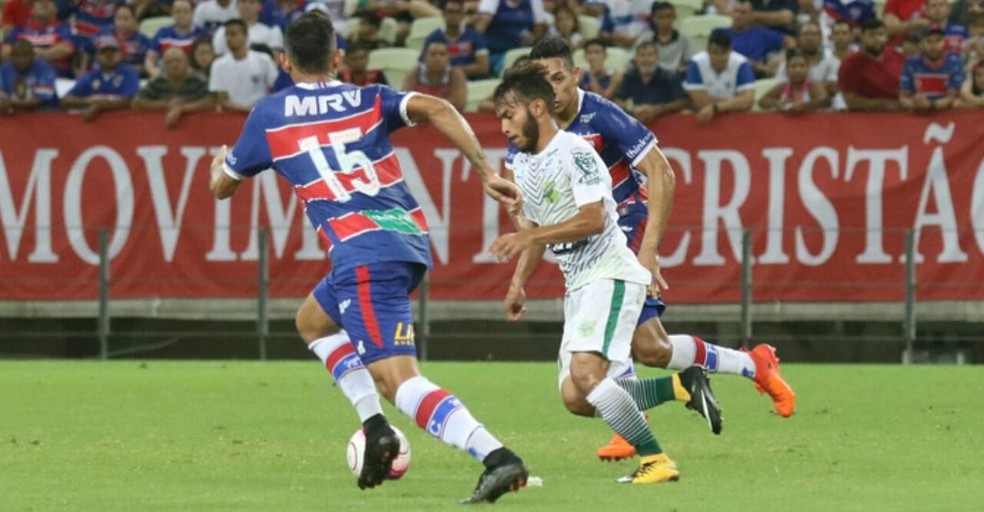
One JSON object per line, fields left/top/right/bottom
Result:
{"left": 518, "top": 107, "right": 540, "bottom": 153}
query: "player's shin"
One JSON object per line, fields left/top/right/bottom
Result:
{"left": 308, "top": 332, "right": 384, "bottom": 422}
{"left": 394, "top": 375, "right": 504, "bottom": 462}
{"left": 666, "top": 334, "right": 755, "bottom": 378}
{"left": 586, "top": 377, "right": 662, "bottom": 456}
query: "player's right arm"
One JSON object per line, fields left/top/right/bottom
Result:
{"left": 404, "top": 92, "right": 521, "bottom": 207}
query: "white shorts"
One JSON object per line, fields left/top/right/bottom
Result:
{"left": 557, "top": 279, "right": 646, "bottom": 390}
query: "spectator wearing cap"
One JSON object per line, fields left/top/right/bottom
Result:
{"left": 900, "top": 24, "right": 965, "bottom": 110}
{"left": 725, "top": 0, "right": 795, "bottom": 78}
{"left": 212, "top": 0, "right": 283, "bottom": 56}
{"left": 1, "top": 0, "right": 75, "bottom": 78}
{"left": 0, "top": 39, "right": 58, "bottom": 113}
{"left": 146, "top": 0, "right": 209, "bottom": 78}
{"left": 684, "top": 29, "right": 756, "bottom": 122}
{"left": 839, "top": 19, "right": 906, "bottom": 111}
{"left": 633, "top": 2, "right": 695, "bottom": 76}
{"left": 84, "top": 5, "right": 152, "bottom": 77}
{"left": 422, "top": 0, "right": 490, "bottom": 79}
{"left": 924, "top": 0, "right": 970, "bottom": 53}
{"left": 474, "top": 0, "right": 548, "bottom": 75}
{"left": 614, "top": 40, "right": 689, "bottom": 122}
{"left": 209, "top": 18, "right": 277, "bottom": 112}
{"left": 132, "top": 46, "right": 213, "bottom": 127}
{"left": 62, "top": 35, "right": 139, "bottom": 120}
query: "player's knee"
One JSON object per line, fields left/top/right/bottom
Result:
{"left": 632, "top": 322, "right": 672, "bottom": 368}
{"left": 560, "top": 379, "right": 595, "bottom": 417}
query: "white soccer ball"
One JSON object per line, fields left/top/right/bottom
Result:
{"left": 347, "top": 425, "right": 412, "bottom": 479}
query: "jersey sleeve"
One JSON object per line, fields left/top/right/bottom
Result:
{"left": 735, "top": 62, "right": 756, "bottom": 91}
{"left": 378, "top": 85, "right": 417, "bottom": 131}
{"left": 592, "top": 98, "right": 658, "bottom": 167}
{"left": 224, "top": 105, "right": 273, "bottom": 179}
{"left": 504, "top": 142, "right": 518, "bottom": 172}
{"left": 683, "top": 59, "right": 704, "bottom": 90}
{"left": 567, "top": 142, "right": 611, "bottom": 207}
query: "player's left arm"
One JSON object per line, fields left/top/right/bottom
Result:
{"left": 209, "top": 145, "right": 243, "bottom": 199}
{"left": 634, "top": 145, "right": 675, "bottom": 292}
{"left": 405, "top": 92, "right": 521, "bottom": 207}
{"left": 209, "top": 106, "right": 272, "bottom": 199}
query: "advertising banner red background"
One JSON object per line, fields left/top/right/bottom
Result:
{"left": 1, "top": 111, "right": 982, "bottom": 303}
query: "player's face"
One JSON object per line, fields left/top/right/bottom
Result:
{"left": 538, "top": 57, "right": 579, "bottom": 115}
{"left": 172, "top": 0, "right": 193, "bottom": 27}
{"left": 496, "top": 97, "right": 540, "bottom": 153}
{"left": 920, "top": 33, "right": 945, "bottom": 59}
{"left": 860, "top": 27, "right": 887, "bottom": 55}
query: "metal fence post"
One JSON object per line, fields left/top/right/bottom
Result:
{"left": 257, "top": 226, "right": 269, "bottom": 361}
{"left": 903, "top": 229, "right": 916, "bottom": 364}
{"left": 418, "top": 274, "right": 430, "bottom": 361}
{"left": 740, "top": 229, "right": 753, "bottom": 347}
{"left": 98, "top": 228, "right": 110, "bottom": 360}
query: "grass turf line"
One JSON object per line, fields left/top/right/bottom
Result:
{"left": 1, "top": 361, "right": 982, "bottom": 511}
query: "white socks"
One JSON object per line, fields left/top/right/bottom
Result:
{"left": 667, "top": 334, "right": 756, "bottom": 378}
{"left": 308, "top": 332, "right": 384, "bottom": 422}
{"left": 394, "top": 376, "right": 503, "bottom": 461}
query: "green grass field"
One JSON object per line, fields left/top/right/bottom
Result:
{"left": 1, "top": 361, "right": 982, "bottom": 511}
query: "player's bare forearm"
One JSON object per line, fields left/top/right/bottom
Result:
{"left": 209, "top": 145, "right": 243, "bottom": 199}
{"left": 637, "top": 147, "right": 676, "bottom": 256}
{"left": 510, "top": 242, "right": 546, "bottom": 288}
{"left": 407, "top": 94, "right": 496, "bottom": 179}
{"left": 526, "top": 201, "right": 606, "bottom": 245}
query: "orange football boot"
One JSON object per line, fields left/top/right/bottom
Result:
{"left": 597, "top": 433, "right": 636, "bottom": 461}
{"left": 745, "top": 344, "right": 796, "bottom": 417}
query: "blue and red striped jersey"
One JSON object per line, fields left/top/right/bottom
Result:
{"left": 224, "top": 81, "right": 432, "bottom": 273}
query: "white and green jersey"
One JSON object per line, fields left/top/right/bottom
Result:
{"left": 512, "top": 131, "right": 651, "bottom": 291}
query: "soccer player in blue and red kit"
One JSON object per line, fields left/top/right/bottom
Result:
{"left": 208, "top": 11, "right": 528, "bottom": 504}
{"left": 514, "top": 37, "right": 797, "bottom": 461}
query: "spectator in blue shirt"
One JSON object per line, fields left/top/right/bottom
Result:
{"left": 474, "top": 0, "right": 548, "bottom": 75}
{"left": 727, "top": 0, "right": 794, "bottom": 78}
{"left": 423, "top": 0, "right": 490, "bottom": 79}
{"left": 0, "top": 39, "right": 58, "bottom": 113}
{"left": 62, "top": 35, "right": 140, "bottom": 120}
{"left": 900, "top": 24, "right": 965, "bottom": 111}
{"left": 614, "top": 40, "right": 689, "bottom": 122}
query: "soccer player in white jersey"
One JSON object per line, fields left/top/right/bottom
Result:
{"left": 489, "top": 63, "right": 723, "bottom": 484}
{"left": 522, "top": 37, "right": 795, "bottom": 462}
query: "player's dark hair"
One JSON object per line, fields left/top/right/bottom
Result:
{"left": 708, "top": 28, "right": 731, "bottom": 49}
{"left": 492, "top": 61, "right": 555, "bottom": 109}
{"left": 860, "top": 19, "right": 885, "bottom": 32}
{"left": 285, "top": 11, "right": 337, "bottom": 74}
{"left": 529, "top": 36, "right": 575, "bottom": 69}
{"left": 225, "top": 18, "right": 249, "bottom": 33}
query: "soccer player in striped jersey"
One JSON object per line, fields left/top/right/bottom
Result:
{"left": 208, "top": 12, "right": 527, "bottom": 504}
{"left": 489, "top": 63, "right": 722, "bottom": 484}
{"left": 513, "top": 37, "right": 796, "bottom": 461}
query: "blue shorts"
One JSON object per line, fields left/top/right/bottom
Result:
{"left": 637, "top": 294, "right": 666, "bottom": 327}
{"left": 312, "top": 261, "right": 426, "bottom": 365}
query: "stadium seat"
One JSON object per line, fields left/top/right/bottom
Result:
{"left": 405, "top": 17, "right": 445, "bottom": 51}
{"left": 501, "top": 46, "right": 532, "bottom": 75}
{"left": 669, "top": 0, "right": 704, "bottom": 18}
{"left": 578, "top": 15, "right": 601, "bottom": 41}
{"left": 680, "top": 14, "right": 732, "bottom": 52}
{"left": 368, "top": 47, "right": 420, "bottom": 88}
{"left": 752, "top": 78, "right": 778, "bottom": 112}
{"left": 138, "top": 16, "right": 171, "bottom": 39}
{"left": 572, "top": 46, "right": 631, "bottom": 72}
{"left": 465, "top": 77, "right": 500, "bottom": 112}
{"left": 344, "top": 16, "right": 400, "bottom": 45}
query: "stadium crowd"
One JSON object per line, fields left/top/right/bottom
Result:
{"left": 2, "top": 0, "right": 984, "bottom": 121}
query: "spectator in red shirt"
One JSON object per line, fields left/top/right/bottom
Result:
{"left": 885, "top": 0, "right": 930, "bottom": 45}
{"left": 839, "top": 19, "right": 906, "bottom": 110}
{"left": 2, "top": 0, "right": 34, "bottom": 36}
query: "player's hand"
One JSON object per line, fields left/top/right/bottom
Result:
{"left": 503, "top": 284, "right": 526, "bottom": 321}
{"left": 210, "top": 145, "right": 229, "bottom": 184}
{"left": 483, "top": 175, "right": 523, "bottom": 211}
{"left": 637, "top": 246, "right": 668, "bottom": 296}
{"left": 489, "top": 231, "right": 533, "bottom": 261}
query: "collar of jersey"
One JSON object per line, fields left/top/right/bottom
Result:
{"left": 294, "top": 79, "right": 344, "bottom": 90}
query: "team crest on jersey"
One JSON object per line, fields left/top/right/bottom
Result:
{"left": 572, "top": 150, "right": 601, "bottom": 185}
